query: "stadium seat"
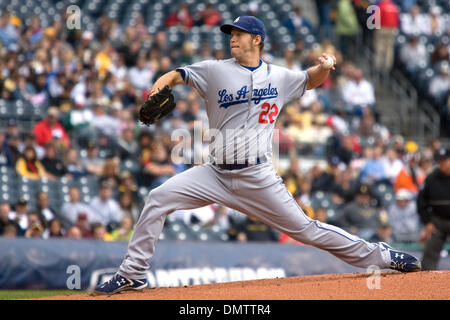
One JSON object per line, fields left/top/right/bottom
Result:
{"left": 138, "top": 186, "right": 149, "bottom": 200}
{"left": 304, "top": 34, "right": 317, "bottom": 48}
{"left": 169, "top": 222, "right": 186, "bottom": 240}
{"left": 203, "top": 225, "right": 229, "bottom": 241}
{"left": 419, "top": 68, "right": 435, "bottom": 93}
{"left": 426, "top": 43, "right": 435, "bottom": 56}
{"left": 326, "top": 208, "right": 338, "bottom": 223}
{"left": 372, "top": 183, "right": 395, "bottom": 208}
{"left": 383, "top": 192, "right": 395, "bottom": 207}
{"left": 0, "top": 178, "right": 15, "bottom": 198}
{"left": 159, "top": 227, "right": 177, "bottom": 241}
{"left": 0, "top": 166, "right": 16, "bottom": 177}
{"left": 217, "top": 3, "right": 227, "bottom": 14}
{"left": 197, "top": 231, "right": 210, "bottom": 241}
{"left": 38, "top": 177, "right": 59, "bottom": 191}
{"left": 80, "top": 195, "right": 91, "bottom": 204}
{"left": 38, "top": 177, "right": 63, "bottom": 210}
{"left": 97, "top": 148, "right": 114, "bottom": 159}
{"left": 187, "top": 223, "right": 202, "bottom": 240}
{"left": 0, "top": 190, "right": 15, "bottom": 204}
{"left": 310, "top": 191, "right": 335, "bottom": 210}
{"left": 15, "top": 100, "right": 34, "bottom": 121}
{"left": 0, "top": 100, "right": 14, "bottom": 120}
{"left": 17, "top": 176, "right": 40, "bottom": 201}
{"left": 31, "top": 105, "right": 46, "bottom": 121}
{"left": 79, "top": 176, "right": 99, "bottom": 195}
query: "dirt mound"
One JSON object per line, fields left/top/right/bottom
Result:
{"left": 39, "top": 271, "right": 450, "bottom": 300}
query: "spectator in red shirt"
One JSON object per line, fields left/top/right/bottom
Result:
{"left": 33, "top": 106, "right": 70, "bottom": 150}
{"left": 378, "top": 0, "right": 399, "bottom": 28}
{"left": 165, "top": 3, "right": 194, "bottom": 31}
{"left": 374, "top": 0, "right": 400, "bottom": 73}
{"left": 194, "top": 4, "right": 222, "bottom": 27}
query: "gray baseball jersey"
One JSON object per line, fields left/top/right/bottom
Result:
{"left": 178, "top": 58, "right": 308, "bottom": 164}
{"left": 118, "top": 58, "right": 392, "bottom": 279}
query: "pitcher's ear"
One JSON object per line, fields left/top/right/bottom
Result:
{"left": 253, "top": 35, "right": 262, "bottom": 45}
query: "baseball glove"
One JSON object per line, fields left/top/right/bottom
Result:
{"left": 139, "top": 85, "right": 176, "bottom": 125}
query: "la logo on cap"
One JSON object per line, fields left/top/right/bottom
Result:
{"left": 234, "top": 17, "right": 240, "bottom": 23}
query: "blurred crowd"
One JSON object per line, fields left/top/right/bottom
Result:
{"left": 313, "top": 0, "right": 449, "bottom": 132}
{"left": 0, "top": 0, "right": 447, "bottom": 246}
{"left": 397, "top": 2, "right": 450, "bottom": 114}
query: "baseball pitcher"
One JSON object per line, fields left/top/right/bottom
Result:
{"left": 95, "top": 16, "right": 421, "bottom": 295}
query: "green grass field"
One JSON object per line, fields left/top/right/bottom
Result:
{"left": 0, "top": 290, "right": 85, "bottom": 300}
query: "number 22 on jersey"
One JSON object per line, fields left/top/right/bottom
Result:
{"left": 258, "top": 103, "right": 279, "bottom": 124}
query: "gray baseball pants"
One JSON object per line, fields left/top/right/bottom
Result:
{"left": 118, "top": 162, "right": 391, "bottom": 279}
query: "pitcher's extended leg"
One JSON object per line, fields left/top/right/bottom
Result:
{"left": 226, "top": 163, "right": 391, "bottom": 269}
{"left": 118, "top": 164, "right": 230, "bottom": 279}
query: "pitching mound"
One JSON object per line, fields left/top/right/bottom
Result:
{"left": 40, "top": 271, "right": 450, "bottom": 300}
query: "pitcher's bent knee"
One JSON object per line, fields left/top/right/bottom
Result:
{"left": 147, "top": 186, "right": 165, "bottom": 205}
{"left": 145, "top": 183, "right": 182, "bottom": 214}
{"left": 148, "top": 179, "right": 180, "bottom": 201}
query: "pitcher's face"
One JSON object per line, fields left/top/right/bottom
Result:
{"left": 230, "top": 28, "right": 259, "bottom": 62}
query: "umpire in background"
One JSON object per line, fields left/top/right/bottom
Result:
{"left": 417, "top": 147, "right": 450, "bottom": 270}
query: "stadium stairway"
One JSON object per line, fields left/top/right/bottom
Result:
{"left": 358, "top": 43, "right": 444, "bottom": 147}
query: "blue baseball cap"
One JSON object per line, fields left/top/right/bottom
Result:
{"left": 220, "top": 16, "right": 266, "bottom": 42}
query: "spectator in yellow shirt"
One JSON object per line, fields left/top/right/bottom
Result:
{"left": 111, "top": 215, "right": 134, "bottom": 241}
{"left": 91, "top": 222, "right": 114, "bottom": 241}
{"left": 15, "top": 146, "right": 47, "bottom": 180}
{"left": 95, "top": 43, "right": 113, "bottom": 80}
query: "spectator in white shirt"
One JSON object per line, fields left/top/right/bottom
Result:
{"left": 342, "top": 68, "right": 375, "bottom": 112}
{"left": 8, "top": 198, "right": 29, "bottom": 235}
{"left": 90, "top": 104, "right": 120, "bottom": 138}
{"left": 60, "top": 186, "right": 95, "bottom": 229}
{"left": 381, "top": 147, "right": 404, "bottom": 184}
{"left": 400, "top": 5, "right": 430, "bottom": 35}
{"left": 80, "top": 142, "right": 105, "bottom": 176}
{"left": 175, "top": 205, "right": 216, "bottom": 227}
{"left": 111, "top": 54, "right": 128, "bottom": 81}
{"left": 400, "top": 36, "right": 428, "bottom": 73}
{"left": 427, "top": 6, "right": 446, "bottom": 36}
{"left": 387, "top": 189, "right": 420, "bottom": 242}
{"left": 128, "top": 55, "right": 153, "bottom": 91}
{"left": 70, "top": 77, "right": 88, "bottom": 105}
{"left": 276, "top": 48, "right": 303, "bottom": 72}
{"left": 89, "top": 180, "right": 122, "bottom": 227}
{"left": 300, "top": 88, "right": 319, "bottom": 109}
{"left": 87, "top": 80, "right": 110, "bottom": 108}
{"left": 36, "top": 191, "right": 56, "bottom": 224}
{"left": 429, "top": 63, "right": 450, "bottom": 103}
